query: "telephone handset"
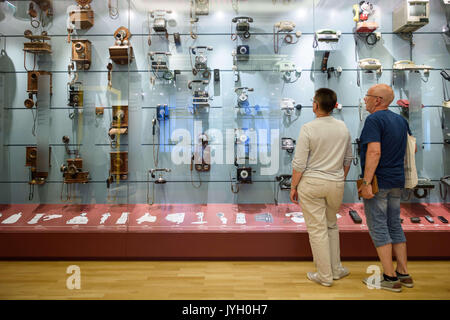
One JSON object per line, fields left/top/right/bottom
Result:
{"left": 317, "top": 29, "right": 338, "bottom": 35}
{"left": 232, "top": 16, "right": 253, "bottom": 23}
{"left": 394, "top": 60, "right": 414, "bottom": 67}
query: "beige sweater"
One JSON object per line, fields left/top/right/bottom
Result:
{"left": 292, "top": 116, "right": 353, "bottom": 181}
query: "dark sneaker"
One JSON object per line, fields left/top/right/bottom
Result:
{"left": 333, "top": 266, "right": 350, "bottom": 280}
{"left": 307, "top": 272, "right": 332, "bottom": 287}
{"left": 362, "top": 277, "right": 403, "bottom": 292}
{"left": 396, "top": 271, "right": 414, "bottom": 288}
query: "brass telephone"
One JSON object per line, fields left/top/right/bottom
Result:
{"left": 28, "top": 0, "right": 53, "bottom": 29}
{"left": 191, "top": 133, "right": 211, "bottom": 172}
{"left": 23, "top": 30, "right": 52, "bottom": 73}
{"left": 108, "top": 105, "right": 128, "bottom": 148}
{"left": 107, "top": 151, "right": 128, "bottom": 188}
{"left": 108, "top": 27, "right": 133, "bottom": 87}
{"left": 67, "top": 82, "right": 83, "bottom": 109}
{"left": 60, "top": 136, "right": 89, "bottom": 189}
{"left": 24, "top": 71, "right": 53, "bottom": 109}
{"left": 71, "top": 39, "right": 92, "bottom": 70}
{"left": 26, "top": 146, "right": 51, "bottom": 200}
{"left": 109, "top": 26, "right": 134, "bottom": 64}
{"left": 68, "top": 0, "right": 94, "bottom": 40}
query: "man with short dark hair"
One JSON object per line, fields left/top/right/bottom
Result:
{"left": 359, "top": 84, "right": 414, "bottom": 293}
{"left": 290, "top": 88, "right": 353, "bottom": 287}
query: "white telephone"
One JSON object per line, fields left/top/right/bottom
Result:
{"left": 274, "top": 21, "right": 295, "bottom": 32}
{"left": 358, "top": 58, "right": 382, "bottom": 73}
{"left": 393, "top": 60, "right": 433, "bottom": 71}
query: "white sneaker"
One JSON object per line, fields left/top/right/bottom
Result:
{"left": 307, "top": 272, "right": 332, "bottom": 287}
{"left": 333, "top": 266, "right": 350, "bottom": 280}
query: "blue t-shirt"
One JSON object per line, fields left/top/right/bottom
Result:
{"left": 359, "top": 109, "right": 411, "bottom": 189}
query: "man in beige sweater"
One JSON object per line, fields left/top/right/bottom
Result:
{"left": 290, "top": 88, "right": 353, "bottom": 287}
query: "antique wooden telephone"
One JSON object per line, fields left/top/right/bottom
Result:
{"left": 60, "top": 136, "right": 90, "bottom": 201}
{"left": 107, "top": 27, "right": 134, "bottom": 88}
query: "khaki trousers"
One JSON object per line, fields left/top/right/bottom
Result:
{"left": 298, "top": 176, "right": 345, "bottom": 284}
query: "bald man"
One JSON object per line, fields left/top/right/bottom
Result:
{"left": 358, "top": 84, "right": 413, "bottom": 293}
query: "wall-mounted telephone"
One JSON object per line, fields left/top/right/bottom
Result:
{"left": 24, "top": 71, "right": 53, "bottom": 109}
{"left": 274, "top": 20, "right": 295, "bottom": 32}
{"left": 236, "top": 45, "right": 249, "bottom": 61}
{"left": 189, "top": 80, "right": 212, "bottom": 114}
{"left": 393, "top": 60, "right": 433, "bottom": 72}
{"left": 273, "top": 20, "right": 301, "bottom": 54}
{"left": 148, "top": 10, "right": 172, "bottom": 46}
{"left": 280, "top": 98, "right": 301, "bottom": 116}
{"left": 26, "top": 145, "right": 51, "bottom": 200}
{"left": 107, "top": 151, "right": 128, "bottom": 188}
{"left": 235, "top": 87, "right": 253, "bottom": 110}
{"left": 281, "top": 137, "right": 296, "bottom": 153}
{"left": 71, "top": 39, "right": 91, "bottom": 70}
{"left": 353, "top": 1, "right": 378, "bottom": 34}
{"left": 194, "top": 0, "right": 209, "bottom": 15}
{"left": 190, "top": 46, "right": 213, "bottom": 78}
{"left": 276, "top": 175, "right": 292, "bottom": 190}
{"left": 28, "top": 0, "right": 53, "bottom": 29}
{"left": 191, "top": 133, "right": 211, "bottom": 172}
{"left": 69, "top": 0, "right": 94, "bottom": 34}
{"left": 231, "top": 16, "right": 254, "bottom": 40}
{"left": 274, "top": 60, "right": 302, "bottom": 83}
{"left": 189, "top": 0, "right": 209, "bottom": 39}
{"left": 315, "top": 29, "right": 342, "bottom": 42}
{"left": 150, "top": 168, "right": 171, "bottom": 184}
{"left": 109, "top": 26, "right": 134, "bottom": 65}
{"left": 157, "top": 104, "right": 169, "bottom": 121}
{"left": 67, "top": 82, "right": 83, "bottom": 109}
{"left": 109, "top": 105, "right": 128, "bottom": 148}
{"left": 359, "top": 58, "right": 382, "bottom": 71}
{"left": 60, "top": 157, "right": 89, "bottom": 184}
{"left": 23, "top": 30, "right": 52, "bottom": 69}
{"left": 148, "top": 51, "right": 174, "bottom": 81}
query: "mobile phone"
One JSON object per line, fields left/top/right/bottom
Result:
{"left": 349, "top": 210, "right": 362, "bottom": 224}
{"left": 410, "top": 217, "right": 421, "bottom": 223}
{"left": 438, "top": 216, "right": 449, "bottom": 224}
{"left": 424, "top": 215, "right": 434, "bottom": 223}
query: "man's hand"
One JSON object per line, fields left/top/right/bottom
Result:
{"left": 358, "top": 184, "right": 374, "bottom": 199}
{"left": 290, "top": 188, "right": 299, "bottom": 204}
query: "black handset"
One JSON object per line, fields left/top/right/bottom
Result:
{"left": 232, "top": 16, "right": 253, "bottom": 23}
{"left": 349, "top": 210, "right": 362, "bottom": 224}
{"left": 438, "top": 216, "right": 449, "bottom": 224}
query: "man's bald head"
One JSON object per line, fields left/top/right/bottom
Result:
{"left": 369, "top": 84, "right": 395, "bottom": 107}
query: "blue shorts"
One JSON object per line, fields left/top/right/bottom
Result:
{"left": 363, "top": 188, "right": 407, "bottom": 248}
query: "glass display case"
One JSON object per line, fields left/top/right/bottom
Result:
{"left": 0, "top": 0, "right": 449, "bottom": 258}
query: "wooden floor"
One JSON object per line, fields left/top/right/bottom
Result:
{"left": 0, "top": 261, "right": 449, "bottom": 300}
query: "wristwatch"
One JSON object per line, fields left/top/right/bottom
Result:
{"left": 363, "top": 180, "right": 371, "bottom": 186}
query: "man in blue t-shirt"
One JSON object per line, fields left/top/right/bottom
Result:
{"left": 359, "top": 84, "right": 414, "bottom": 293}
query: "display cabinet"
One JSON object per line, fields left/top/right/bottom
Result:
{"left": 0, "top": 0, "right": 449, "bottom": 259}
